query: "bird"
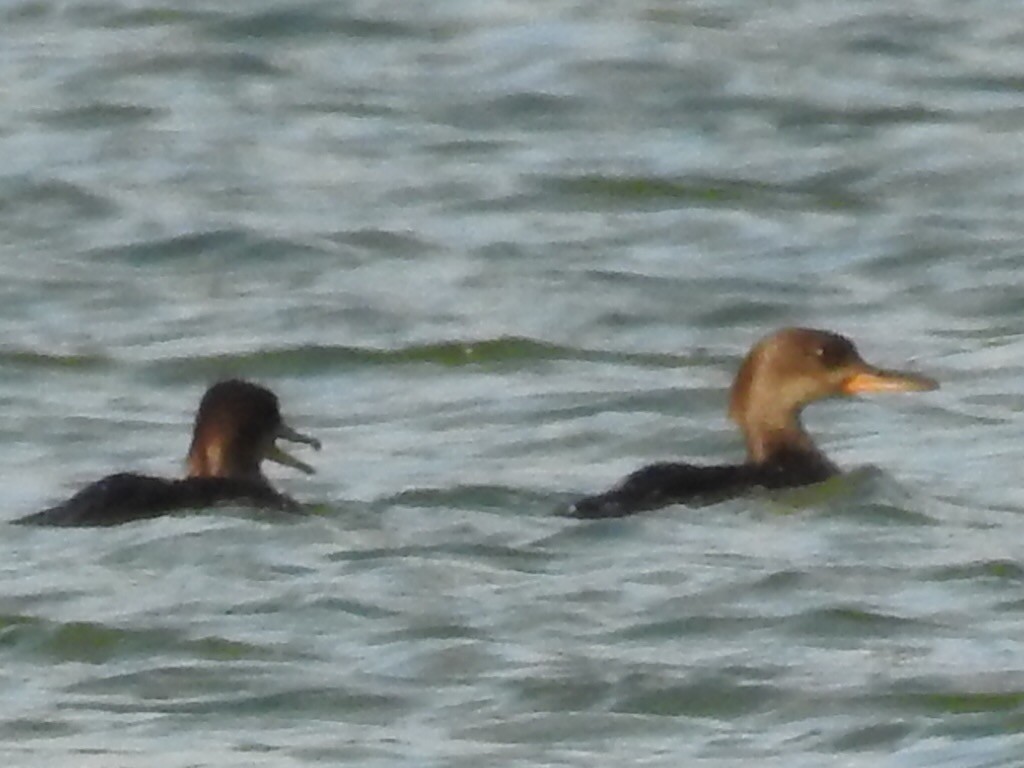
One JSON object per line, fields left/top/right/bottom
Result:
{"left": 570, "top": 328, "right": 937, "bottom": 518}
{"left": 15, "top": 379, "right": 321, "bottom": 527}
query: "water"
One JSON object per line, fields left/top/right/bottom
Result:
{"left": 1, "top": 0, "right": 1023, "bottom": 764}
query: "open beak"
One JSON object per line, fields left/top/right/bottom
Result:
{"left": 266, "top": 423, "right": 322, "bottom": 475}
{"left": 842, "top": 365, "right": 939, "bottom": 395}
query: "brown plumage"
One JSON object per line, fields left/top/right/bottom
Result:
{"left": 16, "top": 380, "right": 321, "bottom": 527}
{"left": 571, "top": 328, "right": 937, "bottom": 518}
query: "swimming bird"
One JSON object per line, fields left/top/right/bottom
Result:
{"left": 570, "top": 328, "right": 937, "bottom": 518}
{"left": 16, "top": 379, "right": 321, "bottom": 527}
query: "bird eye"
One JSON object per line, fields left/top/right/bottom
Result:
{"left": 816, "top": 337, "right": 853, "bottom": 368}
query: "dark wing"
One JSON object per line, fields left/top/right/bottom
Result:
{"left": 171, "top": 477, "right": 303, "bottom": 515}
{"left": 14, "top": 473, "right": 180, "bottom": 527}
{"left": 569, "top": 462, "right": 753, "bottom": 519}
{"left": 15, "top": 473, "right": 303, "bottom": 527}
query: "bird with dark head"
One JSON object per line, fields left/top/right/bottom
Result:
{"left": 186, "top": 380, "right": 319, "bottom": 481}
{"left": 16, "top": 379, "right": 321, "bottom": 527}
{"left": 571, "top": 328, "right": 938, "bottom": 518}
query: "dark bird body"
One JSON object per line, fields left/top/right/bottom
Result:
{"left": 571, "top": 328, "right": 937, "bottom": 519}
{"left": 16, "top": 380, "right": 320, "bottom": 527}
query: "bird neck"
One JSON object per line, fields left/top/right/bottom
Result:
{"left": 743, "top": 420, "right": 815, "bottom": 463}
{"left": 186, "top": 439, "right": 263, "bottom": 481}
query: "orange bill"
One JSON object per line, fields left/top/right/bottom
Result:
{"left": 842, "top": 366, "right": 939, "bottom": 395}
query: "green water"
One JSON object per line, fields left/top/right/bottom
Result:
{"left": 1, "top": 1, "right": 1022, "bottom": 765}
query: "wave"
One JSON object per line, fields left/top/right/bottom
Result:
{"left": 143, "top": 336, "right": 689, "bottom": 379}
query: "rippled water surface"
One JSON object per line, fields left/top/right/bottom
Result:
{"left": 3, "top": 0, "right": 1024, "bottom": 765}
